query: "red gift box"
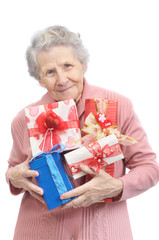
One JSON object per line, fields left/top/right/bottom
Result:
{"left": 82, "top": 98, "right": 137, "bottom": 202}
{"left": 84, "top": 99, "right": 118, "bottom": 179}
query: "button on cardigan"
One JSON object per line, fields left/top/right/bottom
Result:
{"left": 6, "top": 80, "right": 159, "bottom": 240}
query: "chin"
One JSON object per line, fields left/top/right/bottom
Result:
{"left": 57, "top": 94, "right": 80, "bottom": 102}
{"left": 50, "top": 89, "right": 81, "bottom": 102}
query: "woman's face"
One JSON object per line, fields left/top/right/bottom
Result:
{"left": 37, "top": 45, "right": 86, "bottom": 102}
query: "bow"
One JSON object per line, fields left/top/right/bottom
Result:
{"left": 30, "top": 143, "right": 66, "bottom": 162}
{"left": 85, "top": 142, "right": 113, "bottom": 173}
{"left": 81, "top": 112, "right": 137, "bottom": 146}
{"left": 28, "top": 110, "right": 79, "bottom": 152}
{"left": 68, "top": 142, "right": 115, "bottom": 175}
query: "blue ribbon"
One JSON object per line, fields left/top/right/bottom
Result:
{"left": 31, "top": 143, "right": 70, "bottom": 204}
{"left": 46, "top": 154, "right": 70, "bottom": 204}
{"left": 31, "top": 143, "right": 66, "bottom": 161}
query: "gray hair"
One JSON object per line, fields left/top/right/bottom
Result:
{"left": 26, "top": 25, "right": 89, "bottom": 80}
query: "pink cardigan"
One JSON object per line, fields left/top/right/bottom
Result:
{"left": 6, "top": 80, "right": 159, "bottom": 240}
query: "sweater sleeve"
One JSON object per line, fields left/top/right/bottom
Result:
{"left": 6, "top": 110, "right": 30, "bottom": 195}
{"left": 118, "top": 99, "right": 159, "bottom": 201}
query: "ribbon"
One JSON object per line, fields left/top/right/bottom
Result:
{"left": 69, "top": 141, "right": 119, "bottom": 175}
{"left": 81, "top": 112, "right": 137, "bottom": 146}
{"left": 28, "top": 110, "right": 80, "bottom": 151}
{"left": 86, "top": 142, "right": 113, "bottom": 173}
{"left": 30, "top": 143, "right": 66, "bottom": 161}
{"left": 46, "top": 154, "right": 70, "bottom": 205}
{"left": 77, "top": 98, "right": 138, "bottom": 147}
{"left": 30, "top": 143, "right": 70, "bottom": 204}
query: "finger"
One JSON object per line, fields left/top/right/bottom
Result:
{"left": 60, "top": 183, "right": 89, "bottom": 200}
{"left": 72, "top": 195, "right": 88, "bottom": 208}
{"left": 23, "top": 156, "right": 33, "bottom": 171}
{"left": 79, "top": 164, "right": 96, "bottom": 176}
{"left": 29, "top": 190, "right": 45, "bottom": 204}
{"left": 61, "top": 196, "right": 81, "bottom": 209}
{"left": 25, "top": 180, "right": 44, "bottom": 195}
{"left": 25, "top": 154, "right": 32, "bottom": 163}
{"left": 23, "top": 169, "right": 39, "bottom": 178}
{"left": 62, "top": 195, "right": 89, "bottom": 209}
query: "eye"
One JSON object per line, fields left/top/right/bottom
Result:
{"left": 46, "top": 69, "right": 54, "bottom": 76}
{"left": 64, "top": 64, "right": 72, "bottom": 69}
{"left": 48, "top": 70, "right": 53, "bottom": 74}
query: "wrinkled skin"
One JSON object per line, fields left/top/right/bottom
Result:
{"left": 61, "top": 164, "right": 123, "bottom": 208}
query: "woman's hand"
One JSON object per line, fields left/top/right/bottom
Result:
{"left": 60, "top": 164, "right": 123, "bottom": 208}
{"left": 8, "top": 156, "right": 45, "bottom": 204}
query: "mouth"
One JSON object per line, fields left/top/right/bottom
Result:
{"left": 57, "top": 85, "right": 74, "bottom": 93}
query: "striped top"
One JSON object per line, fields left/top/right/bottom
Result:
{"left": 6, "top": 80, "right": 159, "bottom": 240}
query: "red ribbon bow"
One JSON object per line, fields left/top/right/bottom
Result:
{"left": 86, "top": 142, "right": 113, "bottom": 173}
{"left": 28, "top": 110, "right": 79, "bottom": 152}
{"left": 69, "top": 142, "right": 114, "bottom": 176}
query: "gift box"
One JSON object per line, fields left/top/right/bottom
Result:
{"left": 29, "top": 144, "right": 75, "bottom": 210}
{"left": 25, "top": 99, "right": 81, "bottom": 156}
{"left": 64, "top": 134, "right": 124, "bottom": 179}
{"left": 82, "top": 98, "right": 137, "bottom": 146}
{"left": 82, "top": 98, "right": 137, "bottom": 202}
{"left": 85, "top": 98, "right": 118, "bottom": 127}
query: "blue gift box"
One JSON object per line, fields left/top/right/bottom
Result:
{"left": 29, "top": 144, "right": 75, "bottom": 210}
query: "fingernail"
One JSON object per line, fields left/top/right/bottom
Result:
{"left": 39, "top": 189, "right": 44, "bottom": 195}
{"left": 34, "top": 171, "right": 39, "bottom": 177}
{"left": 60, "top": 194, "right": 66, "bottom": 200}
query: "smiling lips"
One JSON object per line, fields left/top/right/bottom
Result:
{"left": 57, "top": 85, "right": 74, "bottom": 92}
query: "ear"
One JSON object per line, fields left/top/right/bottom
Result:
{"left": 82, "top": 63, "right": 87, "bottom": 74}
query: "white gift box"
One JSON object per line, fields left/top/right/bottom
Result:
{"left": 64, "top": 134, "right": 124, "bottom": 179}
{"left": 25, "top": 99, "right": 81, "bottom": 156}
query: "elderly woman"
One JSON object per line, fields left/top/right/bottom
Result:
{"left": 6, "top": 25, "right": 159, "bottom": 240}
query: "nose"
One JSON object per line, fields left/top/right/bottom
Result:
{"left": 56, "top": 69, "right": 67, "bottom": 85}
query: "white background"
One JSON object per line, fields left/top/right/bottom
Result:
{"left": 0, "top": 0, "right": 159, "bottom": 239}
